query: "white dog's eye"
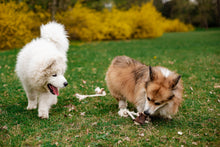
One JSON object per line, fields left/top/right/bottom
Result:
{"left": 52, "top": 74, "right": 57, "bottom": 77}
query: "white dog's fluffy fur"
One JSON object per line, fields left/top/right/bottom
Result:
{"left": 15, "top": 22, "right": 69, "bottom": 119}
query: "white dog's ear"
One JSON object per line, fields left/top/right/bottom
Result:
{"left": 43, "top": 59, "right": 56, "bottom": 72}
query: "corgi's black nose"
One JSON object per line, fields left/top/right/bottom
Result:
{"left": 64, "top": 82, "right": 68, "bottom": 87}
{"left": 144, "top": 110, "right": 150, "bottom": 115}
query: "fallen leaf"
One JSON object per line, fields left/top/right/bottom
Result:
{"left": 92, "top": 122, "right": 97, "bottom": 126}
{"left": 80, "top": 112, "right": 85, "bottom": 116}
{"left": 214, "top": 83, "right": 220, "bottom": 88}
{"left": 2, "top": 125, "right": 8, "bottom": 130}
{"left": 178, "top": 131, "right": 183, "bottom": 135}
{"left": 139, "top": 133, "right": 144, "bottom": 137}
{"left": 168, "top": 61, "right": 174, "bottom": 64}
{"left": 64, "top": 104, "right": 76, "bottom": 112}
{"left": 124, "top": 137, "right": 130, "bottom": 141}
{"left": 208, "top": 108, "right": 214, "bottom": 111}
{"left": 117, "top": 140, "right": 122, "bottom": 144}
{"left": 192, "top": 142, "right": 198, "bottom": 145}
{"left": 182, "top": 140, "right": 186, "bottom": 144}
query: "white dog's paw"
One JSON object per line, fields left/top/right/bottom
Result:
{"left": 51, "top": 97, "right": 57, "bottom": 105}
{"left": 118, "top": 109, "right": 129, "bottom": 117}
{"left": 38, "top": 110, "right": 49, "bottom": 119}
{"left": 27, "top": 104, "right": 37, "bottom": 110}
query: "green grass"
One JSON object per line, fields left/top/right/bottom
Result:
{"left": 0, "top": 29, "right": 220, "bottom": 146}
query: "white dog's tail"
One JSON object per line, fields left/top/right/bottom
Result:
{"left": 40, "top": 21, "right": 69, "bottom": 53}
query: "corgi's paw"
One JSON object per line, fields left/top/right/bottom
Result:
{"left": 118, "top": 109, "right": 128, "bottom": 117}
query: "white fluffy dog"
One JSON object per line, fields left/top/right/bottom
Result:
{"left": 15, "top": 22, "right": 69, "bottom": 119}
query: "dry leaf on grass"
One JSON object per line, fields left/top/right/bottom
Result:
{"left": 64, "top": 104, "right": 76, "bottom": 112}
{"left": 192, "top": 142, "right": 198, "bottom": 145}
{"left": 214, "top": 83, "right": 220, "bottom": 88}
{"left": 1, "top": 125, "right": 8, "bottom": 130}
{"left": 124, "top": 137, "right": 130, "bottom": 141}
{"left": 178, "top": 131, "right": 183, "bottom": 135}
{"left": 139, "top": 133, "right": 145, "bottom": 137}
{"left": 80, "top": 112, "right": 85, "bottom": 116}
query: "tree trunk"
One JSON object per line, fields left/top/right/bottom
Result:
{"left": 217, "top": 0, "right": 220, "bottom": 26}
{"left": 51, "top": 0, "right": 57, "bottom": 21}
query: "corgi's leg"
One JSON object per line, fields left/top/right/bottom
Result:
{"left": 118, "top": 100, "right": 128, "bottom": 117}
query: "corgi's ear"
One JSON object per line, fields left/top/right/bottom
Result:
{"left": 149, "top": 66, "right": 155, "bottom": 81}
{"left": 172, "top": 75, "right": 181, "bottom": 88}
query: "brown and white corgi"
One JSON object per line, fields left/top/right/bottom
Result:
{"left": 105, "top": 56, "right": 183, "bottom": 119}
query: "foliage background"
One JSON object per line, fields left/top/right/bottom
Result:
{"left": 0, "top": 2, "right": 50, "bottom": 50}
{"left": 0, "top": 0, "right": 194, "bottom": 50}
{"left": 12, "top": 0, "right": 219, "bottom": 28}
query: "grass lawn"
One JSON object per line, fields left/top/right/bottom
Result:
{"left": 0, "top": 29, "right": 219, "bottom": 146}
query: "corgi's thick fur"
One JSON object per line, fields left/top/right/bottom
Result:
{"left": 105, "top": 56, "right": 183, "bottom": 119}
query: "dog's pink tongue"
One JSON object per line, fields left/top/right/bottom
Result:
{"left": 52, "top": 86, "right": 59, "bottom": 96}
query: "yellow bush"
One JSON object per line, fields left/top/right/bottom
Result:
{"left": 101, "top": 9, "right": 133, "bottom": 40}
{"left": 128, "top": 3, "right": 164, "bottom": 38}
{"left": 57, "top": 2, "right": 193, "bottom": 41}
{"left": 0, "top": 2, "right": 50, "bottom": 50}
{"left": 163, "top": 19, "right": 194, "bottom": 32}
{"left": 56, "top": 4, "right": 133, "bottom": 41}
{"left": 1, "top": 1, "right": 193, "bottom": 50}
{"left": 56, "top": 3, "right": 105, "bottom": 41}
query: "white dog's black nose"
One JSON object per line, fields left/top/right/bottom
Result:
{"left": 64, "top": 82, "right": 68, "bottom": 87}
